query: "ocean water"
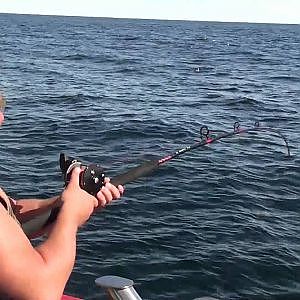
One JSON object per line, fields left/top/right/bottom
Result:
{"left": 1, "top": 13, "right": 300, "bottom": 300}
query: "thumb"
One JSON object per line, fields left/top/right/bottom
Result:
{"left": 68, "top": 167, "right": 82, "bottom": 188}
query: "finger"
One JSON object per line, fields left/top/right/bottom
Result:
{"left": 93, "top": 198, "right": 99, "bottom": 208}
{"left": 105, "top": 182, "right": 121, "bottom": 199}
{"left": 68, "top": 167, "right": 81, "bottom": 188}
{"left": 96, "top": 191, "right": 109, "bottom": 207}
{"left": 118, "top": 185, "right": 124, "bottom": 195}
{"left": 100, "top": 186, "right": 113, "bottom": 203}
{"left": 105, "top": 177, "right": 124, "bottom": 195}
{"left": 104, "top": 177, "right": 110, "bottom": 184}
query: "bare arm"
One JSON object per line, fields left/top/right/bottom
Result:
{"left": 0, "top": 204, "right": 77, "bottom": 300}
{"left": 0, "top": 168, "right": 122, "bottom": 299}
{"left": 7, "top": 178, "right": 123, "bottom": 238}
{"left": 11, "top": 179, "right": 123, "bottom": 224}
{"left": 12, "top": 196, "right": 61, "bottom": 223}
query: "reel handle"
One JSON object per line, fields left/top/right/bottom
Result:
{"left": 60, "top": 153, "right": 105, "bottom": 196}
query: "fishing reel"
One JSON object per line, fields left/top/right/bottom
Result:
{"left": 59, "top": 153, "right": 105, "bottom": 196}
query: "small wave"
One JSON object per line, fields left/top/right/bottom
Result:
{"left": 115, "top": 66, "right": 140, "bottom": 74}
{"left": 59, "top": 53, "right": 90, "bottom": 61}
{"left": 206, "top": 93, "right": 222, "bottom": 99}
{"left": 219, "top": 86, "right": 240, "bottom": 92}
{"left": 260, "top": 116, "right": 294, "bottom": 123}
{"left": 269, "top": 75, "right": 300, "bottom": 82}
{"left": 121, "top": 35, "right": 142, "bottom": 41}
{"left": 41, "top": 93, "right": 99, "bottom": 105}
{"left": 214, "top": 71, "right": 231, "bottom": 77}
{"left": 227, "top": 96, "right": 260, "bottom": 106}
{"left": 56, "top": 53, "right": 117, "bottom": 64}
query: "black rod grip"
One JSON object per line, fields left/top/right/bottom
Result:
{"left": 110, "top": 160, "right": 159, "bottom": 186}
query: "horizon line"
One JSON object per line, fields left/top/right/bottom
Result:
{"left": 1, "top": 12, "right": 300, "bottom": 26}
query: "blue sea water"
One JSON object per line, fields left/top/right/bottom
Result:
{"left": 1, "top": 13, "right": 300, "bottom": 300}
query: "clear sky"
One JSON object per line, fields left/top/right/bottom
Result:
{"left": 0, "top": 0, "right": 299, "bottom": 24}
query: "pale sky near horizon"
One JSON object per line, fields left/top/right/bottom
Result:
{"left": 0, "top": 0, "right": 299, "bottom": 24}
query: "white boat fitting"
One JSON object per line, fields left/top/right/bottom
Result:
{"left": 95, "top": 275, "right": 142, "bottom": 300}
{"left": 95, "top": 275, "right": 219, "bottom": 300}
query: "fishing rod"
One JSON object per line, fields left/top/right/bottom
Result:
{"left": 21, "top": 121, "right": 290, "bottom": 236}
{"left": 60, "top": 121, "right": 290, "bottom": 194}
{"left": 109, "top": 121, "right": 290, "bottom": 186}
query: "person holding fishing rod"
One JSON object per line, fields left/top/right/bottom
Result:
{"left": 0, "top": 94, "right": 124, "bottom": 299}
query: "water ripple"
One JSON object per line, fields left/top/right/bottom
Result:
{"left": 1, "top": 14, "right": 300, "bottom": 300}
